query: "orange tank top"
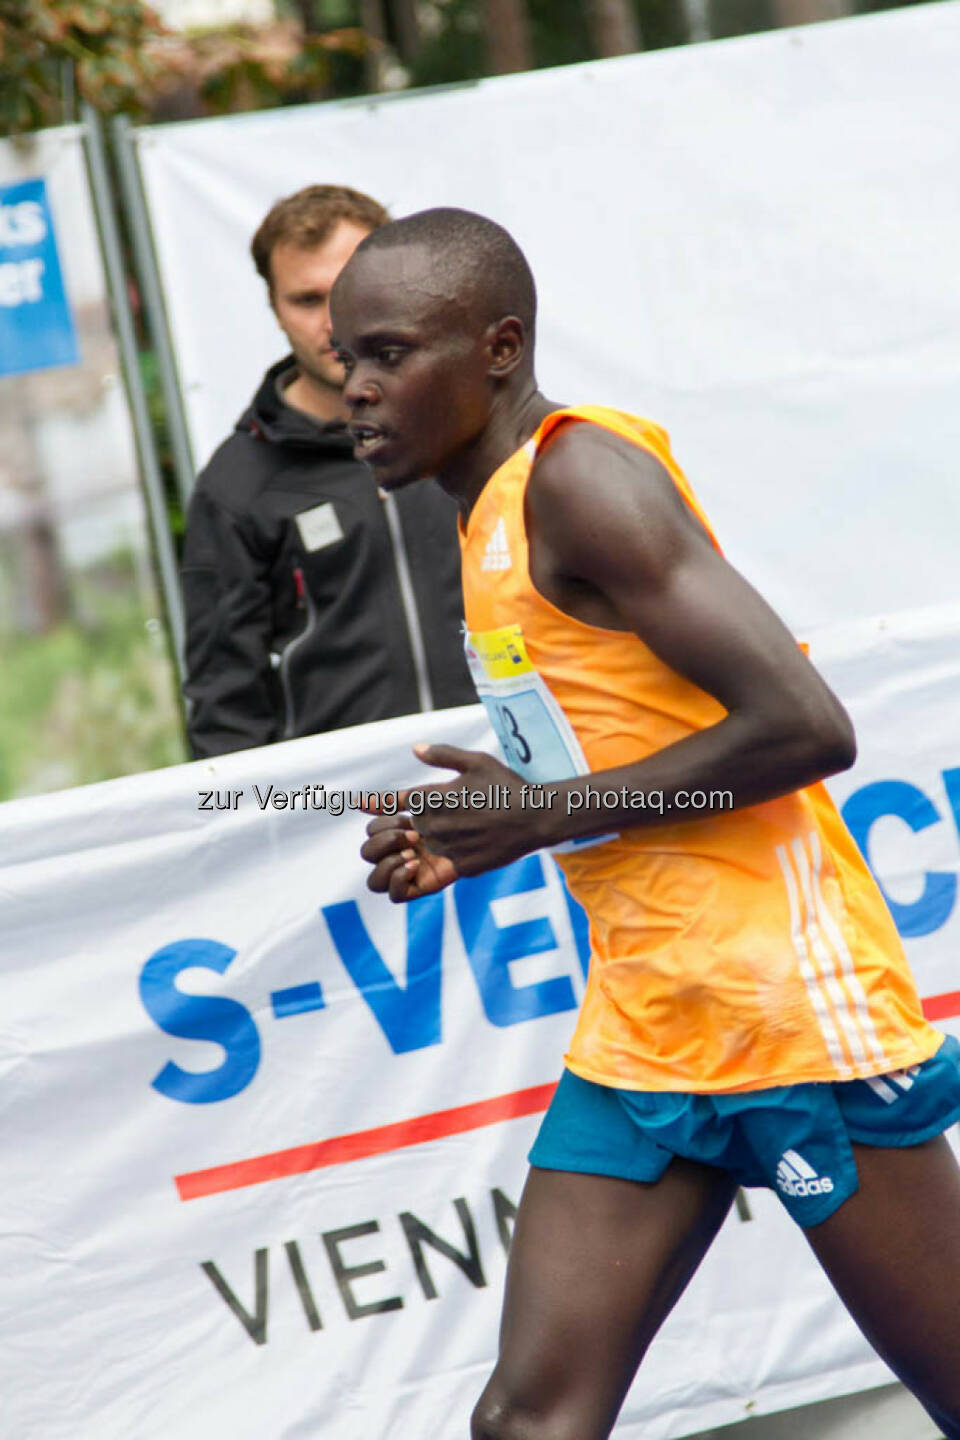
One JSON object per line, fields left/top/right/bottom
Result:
{"left": 459, "top": 405, "right": 940, "bottom": 1092}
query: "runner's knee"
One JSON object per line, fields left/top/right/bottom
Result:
{"left": 471, "top": 1386, "right": 605, "bottom": 1440}
{"left": 471, "top": 1391, "right": 528, "bottom": 1440}
{"left": 471, "top": 1389, "right": 543, "bottom": 1440}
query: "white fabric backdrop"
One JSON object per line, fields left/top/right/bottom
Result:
{"left": 2, "top": 605, "right": 959, "bottom": 1438}
{"left": 135, "top": 2, "right": 960, "bottom": 634}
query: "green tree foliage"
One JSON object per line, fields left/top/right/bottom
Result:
{"left": 0, "top": 0, "right": 365, "bottom": 133}
{"left": 0, "top": 0, "right": 162, "bottom": 131}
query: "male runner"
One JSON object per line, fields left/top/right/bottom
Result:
{"left": 330, "top": 208, "right": 960, "bottom": 1440}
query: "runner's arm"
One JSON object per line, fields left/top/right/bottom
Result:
{"left": 524, "top": 423, "right": 855, "bottom": 842}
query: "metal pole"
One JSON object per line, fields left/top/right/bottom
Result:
{"left": 80, "top": 104, "right": 185, "bottom": 676}
{"left": 680, "top": 0, "right": 712, "bottom": 43}
{"left": 111, "top": 113, "right": 197, "bottom": 508}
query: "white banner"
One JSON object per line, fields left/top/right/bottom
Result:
{"left": 2, "top": 607, "right": 959, "bottom": 1438}
{"left": 135, "top": 1, "right": 960, "bottom": 636}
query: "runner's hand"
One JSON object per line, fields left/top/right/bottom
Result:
{"left": 361, "top": 812, "right": 457, "bottom": 901}
{"left": 361, "top": 743, "right": 550, "bottom": 901}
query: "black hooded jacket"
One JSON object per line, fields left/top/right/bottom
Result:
{"left": 181, "top": 358, "right": 475, "bottom": 757}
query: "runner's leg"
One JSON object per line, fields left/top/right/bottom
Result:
{"left": 471, "top": 1160, "right": 738, "bottom": 1440}
{"left": 806, "top": 1135, "right": 960, "bottom": 1438}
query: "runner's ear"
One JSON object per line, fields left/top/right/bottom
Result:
{"left": 487, "top": 317, "right": 525, "bottom": 378}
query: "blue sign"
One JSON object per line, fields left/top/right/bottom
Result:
{"left": 0, "top": 176, "right": 79, "bottom": 378}
{"left": 139, "top": 854, "right": 591, "bottom": 1106}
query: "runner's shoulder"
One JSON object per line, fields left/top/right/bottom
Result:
{"left": 529, "top": 415, "right": 687, "bottom": 528}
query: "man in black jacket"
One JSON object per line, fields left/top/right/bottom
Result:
{"left": 181, "top": 184, "right": 475, "bottom": 757}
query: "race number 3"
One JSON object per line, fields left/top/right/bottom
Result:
{"left": 464, "top": 624, "right": 588, "bottom": 784}
{"left": 494, "top": 701, "right": 532, "bottom": 767}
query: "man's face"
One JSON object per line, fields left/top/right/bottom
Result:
{"left": 269, "top": 220, "right": 372, "bottom": 390}
{"left": 330, "top": 244, "right": 493, "bottom": 489}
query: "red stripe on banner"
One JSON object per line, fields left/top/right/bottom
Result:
{"left": 175, "top": 988, "right": 960, "bottom": 1202}
{"left": 923, "top": 990, "right": 960, "bottom": 1022}
{"left": 175, "top": 1081, "right": 558, "bottom": 1201}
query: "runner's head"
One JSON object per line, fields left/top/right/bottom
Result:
{"left": 330, "top": 207, "right": 537, "bottom": 489}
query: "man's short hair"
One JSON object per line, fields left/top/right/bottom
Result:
{"left": 354, "top": 207, "right": 537, "bottom": 335}
{"left": 251, "top": 184, "right": 390, "bottom": 287}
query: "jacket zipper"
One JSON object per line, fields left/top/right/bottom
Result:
{"left": 278, "top": 567, "right": 317, "bottom": 739}
{"left": 381, "top": 492, "right": 434, "bottom": 713}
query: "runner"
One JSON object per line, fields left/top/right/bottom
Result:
{"left": 331, "top": 207, "right": 960, "bottom": 1440}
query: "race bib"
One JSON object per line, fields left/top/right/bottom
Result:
{"left": 464, "top": 623, "right": 588, "bottom": 783}
{"left": 464, "top": 624, "right": 616, "bottom": 852}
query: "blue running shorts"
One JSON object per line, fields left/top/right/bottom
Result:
{"left": 529, "top": 1035, "right": 960, "bottom": 1227}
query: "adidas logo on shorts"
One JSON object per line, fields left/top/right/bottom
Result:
{"left": 775, "top": 1149, "right": 834, "bottom": 1199}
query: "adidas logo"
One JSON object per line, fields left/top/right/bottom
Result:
{"left": 481, "top": 518, "right": 512, "bottom": 572}
{"left": 775, "top": 1149, "right": 834, "bottom": 1199}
